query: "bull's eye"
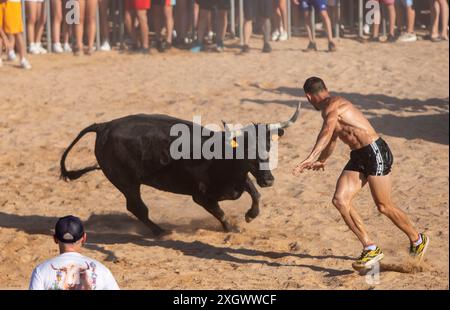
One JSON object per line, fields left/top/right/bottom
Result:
{"left": 271, "top": 134, "right": 279, "bottom": 142}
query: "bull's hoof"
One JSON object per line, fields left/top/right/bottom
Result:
{"left": 245, "top": 209, "right": 259, "bottom": 223}
{"left": 153, "top": 229, "right": 172, "bottom": 239}
{"left": 222, "top": 222, "right": 240, "bottom": 233}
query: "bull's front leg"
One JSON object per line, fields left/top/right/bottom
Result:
{"left": 193, "top": 195, "right": 237, "bottom": 232}
{"left": 244, "top": 177, "right": 261, "bottom": 223}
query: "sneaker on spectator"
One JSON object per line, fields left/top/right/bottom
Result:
{"left": 215, "top": 41, "right": 224, "bottom": 53}
{"left": 386, "top": 34, "right": 397, "bottom": 43}
{"left": 207, "top": 31, "right": 214, "bottom": 42}
{"left": 262, "top": 42, "right": 272, "bottom": 53}
{"left": 63, "top": 43, "right": 73, "bottom": 53}
{"left": 279, "top": 31, "right": 288, "bottom": 41}
{"left": 20, "top": 58, "right": 32, "bottom": 70}
{"left": 36, "top": 43, "right": 47, "bottom": 54}
{"left": 328, "top": 41, "right": 337, "bottom": 52}
{"left": 53, "top": 43, "right": 64, "bottom": 53}
{"left": 85, "top": 47, "right": 96, "bottom": 56}
{"left": 272, "top": 30, "right": 280, "bottom": 41}
{"left": 29, "top": 43, "right": 40, "bottom": 55}
{"left": 190, "top": 42, "right": 203, "bottom": 53}
{"left": 398, "top": 33, "right": 417, "bottom": 42}
{"left": 100, "top": 41, "right": 111, "bottom": 52}
{"left": 7, "top": 49, "right": 17, "bottom": 61}
{"left": 305, "top": 41, "right": 317, "bottom": 52}
{"left": 241, "top": 45, "right": 250, "bottom": 53}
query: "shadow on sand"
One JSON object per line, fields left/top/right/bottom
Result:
{"left": 0, "top": 211, "right": 354, "bottom": 278}
{"left": 240, "top": 85, "right": 449, "bottom": 145}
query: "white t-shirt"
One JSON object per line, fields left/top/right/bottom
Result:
{"left": 29, "top": 252, "right": 120, "bottom": 290}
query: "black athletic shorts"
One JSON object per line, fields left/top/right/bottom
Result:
{"left": 244, "top": 0, "right": 273, "bottom": 20}
{"left": 196, "top": 0, "right": 230, "bottom": 11}
{"left": 344, "top": 138, "right": 394, "bottom": 177}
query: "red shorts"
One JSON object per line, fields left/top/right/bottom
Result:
{"left": 124, "top": 0, "right": 151, "bottom": 10}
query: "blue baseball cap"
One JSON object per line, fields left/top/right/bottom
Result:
{"left": 55, "top": 215, "right": 85, "bottom": 243}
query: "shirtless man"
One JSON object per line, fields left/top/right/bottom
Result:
{"left": 293, "top": 77, "right": 429, "bottom": 269}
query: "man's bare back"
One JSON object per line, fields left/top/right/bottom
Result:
{"left": 322, "top": 96, "right": 379, "bottom": 151}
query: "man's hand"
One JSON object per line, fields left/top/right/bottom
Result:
{"left": 293, "top": 160, "right": 325, "bottom": 176}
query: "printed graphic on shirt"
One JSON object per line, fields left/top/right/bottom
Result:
{"left": 50, "top": 261, "right": 97, "bottom": 290}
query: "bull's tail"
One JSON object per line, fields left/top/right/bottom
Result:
{"left": 60, "top": 123, "right": 102, "bottom": 181}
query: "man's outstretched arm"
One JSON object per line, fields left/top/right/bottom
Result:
{"left": 317, "top": 133, "right": 338, "bottom": 163}
{"left": 293, "top": 108, "right": 338, "bottom": 175}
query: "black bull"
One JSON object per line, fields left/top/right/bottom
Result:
{"left": 60, "top": 103, "right": 301, "bottom": 236}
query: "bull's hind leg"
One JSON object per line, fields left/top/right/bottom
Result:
{"left": 244, "top": 177, "right": 261, "bottom": 223}
{"left": 123, "top": 185, "right": 169, "bottom": 237}
{"left": 193, "top": 196, "right": 236, "bottom": 232}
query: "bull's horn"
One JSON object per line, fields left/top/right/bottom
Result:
{"left": 268, "top": 101, "right": 302, "bottom": 130}
{"left": 51, "top": 264, "right": 62, "bottom": 271}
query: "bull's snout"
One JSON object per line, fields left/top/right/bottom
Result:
{"left": 257, "top": 177, "right": 274, "bottom": 188}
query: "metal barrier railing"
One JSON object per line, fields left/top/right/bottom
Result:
{"left": 18, "top": 0, "right": 390, "bottom": 53}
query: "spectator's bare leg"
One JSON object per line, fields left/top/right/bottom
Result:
{"left": 26, "top": 1, "right": 37, "bottom": 46}
{"left": 85, "top": 0, "right": 98, "bottom": 51}
{"left": 438, "top": 0, "right": 449, "bottom": 39}
{"left": 387, "top": 4, "right": 396, "bottom": 36}
{"left": 15, "top": 33, "right": 27, "bottom": 60}
{"left": 136, "top": 9, "right": 149, "bottom": 49}
{"left": 52, "top": 0, "right": 62, "bottom": 44}
{"left": 35, "top": 2, "right": 47, "bottom": 45}
{"left": 320, "top": 10, "right": 334, "bottom": 42}
{"left": 406, "top": 5, "right": 415, "bottom": 34}
{"left": 243, "top": 19, "right": 252, "bottom": 46}
{"left": 74, "top": 0, "right": 86, "bottom": 52}
{"left": 164, "top": 5, "right": 174, "bottom": 44}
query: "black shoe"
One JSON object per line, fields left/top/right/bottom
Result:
{"left": 262, "top": 42, "right": 272, "bottom": 53}
{"left": 369, "top": 36, "right": 380, "bottom": 43}
{"left": 328, "top": 41, "right": 337, "bottom": 52}
{"left": 241, "top": 45, "right": 250, "bottom": 53}
{"left": 305, "top": 41, "right": 317, "bottom": 52}
{"left": 157, "top": 40, "right": 167, "bottom": 53}
{"left": 386, "top": 34, "right": 397, "bottom": 43}
{"left": 141, "top": 47, "right": 151, "bottom": 55}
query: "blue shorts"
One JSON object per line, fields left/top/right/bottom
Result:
{"left": 301, "top": 0, "right": 327, "bottom": 11}
{"left": 397, "top": 0, "right": 414, "bottom": 7}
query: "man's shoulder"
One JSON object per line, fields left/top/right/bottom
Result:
{"left": 35, "top": 253, "right": 106, "bottom": 269}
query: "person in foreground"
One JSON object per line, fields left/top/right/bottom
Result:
{"left": 293, "top": 77, "right": 430, "bottom": 270}
{"left": 29, "top": 215, "right": 119, "bottom": 290}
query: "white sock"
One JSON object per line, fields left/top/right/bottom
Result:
{"left": 413, "top": 234, "right": 422, "bottom": 247}
{"left": 364, "top": 244, "right": 377, "bottom": 251}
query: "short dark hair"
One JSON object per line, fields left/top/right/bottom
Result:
{"left": 303, "top": 77, "right": 327, "bottom": 94}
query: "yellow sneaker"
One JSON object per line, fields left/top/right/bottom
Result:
{"left": 410, "top": 233, "right": 430, "bottom": 262}
{"left": 352, "top": 246, "right": 384, "bottom": 270}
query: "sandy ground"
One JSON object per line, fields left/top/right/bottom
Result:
{"left": 0, "top": 37, "right": 448, "bottom": 290}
